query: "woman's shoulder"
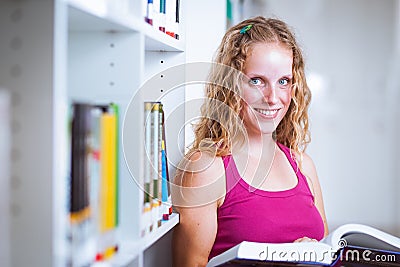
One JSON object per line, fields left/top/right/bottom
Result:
{"left": 175, "top": 150, "right": 225, "bottom": 185}
{"left": 172, "top": 150, "right": 226, "bottom": 208}
{"left": 293, "top": 150, "right": 317, "bottom": 177}
{"left": 290, "top": 148, "right": 319, "bottom": 195}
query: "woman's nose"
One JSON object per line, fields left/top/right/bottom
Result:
{"left": 263, "top": 85, "right": 278, "bottom": 105}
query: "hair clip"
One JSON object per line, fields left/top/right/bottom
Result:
{"left": 240, "top": 24, "right": 253, "bottom": 34}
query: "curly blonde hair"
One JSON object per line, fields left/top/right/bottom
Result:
{"left": 191, "top": 16, "right": 311, "bottom": 158}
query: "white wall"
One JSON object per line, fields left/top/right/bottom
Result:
{"left": 0, "top": 90, "right": 10, "bottom": 267}
{"left": 184, "top": 0, "right": 227, "bottom": 151}
{"left": 243, "top": 0, "right": 400, "bottom": 234}
{"left": 394, "top": 0, "right": 400, "bottom": 235}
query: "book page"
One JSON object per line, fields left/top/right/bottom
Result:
{"left": 321, "top": 224, "right": 400, "bottom": 252}
{"left": 344, "top": 233, "right": 400, "bottom": 252}
{"left": 208, "top": 225, "right": 400, "bottom": 267}
{"left": 207, "top": 241, "right": 334, "bottom": 266}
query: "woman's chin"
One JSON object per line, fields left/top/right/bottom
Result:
{"left": 246, "top": 125, "right": 278, "bottom": 136}
{"left": 259, "top": 121, "right": 279, "bottom": 134}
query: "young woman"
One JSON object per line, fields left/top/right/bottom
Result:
{"left": 171, "top": 16, "right": 329, "bottom": 267}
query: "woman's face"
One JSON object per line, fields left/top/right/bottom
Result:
{"left": 241, "top": 42, "right": 293, "bottom": 136}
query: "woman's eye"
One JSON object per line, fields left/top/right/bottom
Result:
{"left": 279, "top": 78, "right": 290, "bottom": 86}
{"left": 249, "top": 78, "right": 262, "bottom": 86}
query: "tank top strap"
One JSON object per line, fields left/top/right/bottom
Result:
{"left": 222, "top": 145, "right": 315, "bottom": 199}
{"left": 276, "top": 143, "right": 315, "bottom": 199}
{"left": 221, "top": 155, "right": 241, "bottom": 194}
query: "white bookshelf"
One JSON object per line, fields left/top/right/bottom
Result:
{"left": 110, "top": 213, "right": 179, "bottom": 266}
{"left": 0, "top": 89, "right": 11, "bottom": 267}
{"left": 0, "top": 0, "right": 184, "bottom": 266}
{"left": 0, "top": 0, "right": 227, "bottom": 266}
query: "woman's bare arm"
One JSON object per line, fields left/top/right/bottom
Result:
{"left": 171, "top": 151, "right": 226, "bottom": 267}
{"left": 301, "top": 152, "right": 329, "bottom": 237}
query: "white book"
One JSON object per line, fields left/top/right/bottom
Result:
{"left": 207, "top": 224, "right": 400, "bottom": 266}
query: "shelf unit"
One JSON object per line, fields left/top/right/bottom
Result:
{"left": 0, "top": 89, "right": 11, "bottom": 267}
{"left": 0, "top": 0, "right": 185, "bottom": 266}
{"left": 110, "top": 213, "right": 179, "bottom": 266}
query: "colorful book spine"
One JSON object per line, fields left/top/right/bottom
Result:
{"left": 143, "top": 102, "right": 153, "bottom": 236}
{"left": 145, "top": 0, "right": 179, "bottom": 39}
{"left": 165, "top": 0, "right": 174, "bottom": 37}
{"left": 175, "top": 0, "right": 180, "bottom": 39}
{"left": 151, "top": 102, "right": 160, "bottom": 231}
{"left": 88, "top": 108, "right": 102, "bottom": 262}
{"left": 142, "top": 101, "right": 170, "bottom": 234}
{"left": 145, "top": 0, "right": 154, "bottom": 25}
{"left": 160, "top": 103, "right": 172, "bottom": 216}
{"left": 97, "top": 104, "right": 119, "bottom": 261}
{"left": 152, "top": 0, "right": 161, "bottom": 32}
{"left": 161, "top": 140, "right": 170, "bottom": 220}
{"left": 70, "top": 104, "right": 91, "bottom": 219}
{"left": 68, "top": 102, "right": 120, "bottom": 264}
{"left": 159, "top": 0, "right": 166, "bottom": 32}
{"left": 69, "top": 103, "right": 96, "bottom": 267}
{"left": 157, "top": 103, "right": 164, "bottom": 226}
{"left": 111, "top": 103, "right": 119, "bottom": 228}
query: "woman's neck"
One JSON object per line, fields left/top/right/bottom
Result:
{"left": 233, "top": 132, "right": 276, "bottom": 159}
{"left": 231, "top": 132, "right": 277, "bottom": 189}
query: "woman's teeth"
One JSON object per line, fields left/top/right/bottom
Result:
{"left": 254, "top": 108, "right": 278, "bottom": 116}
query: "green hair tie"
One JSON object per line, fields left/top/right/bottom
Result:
{"left": 240, "top": 24, "right": 253, "bottom": 34}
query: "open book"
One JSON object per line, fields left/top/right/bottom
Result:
{"left": 207, "top": 224, "right": 400, "bottom": 266}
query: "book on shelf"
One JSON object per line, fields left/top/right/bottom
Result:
{"left": 69, "top": 103, "right": 119, "bottom": 266}
{"left": 143, "top": 102, "right": 152, "bottom": 237}
{"left": 160, "top": 103, "right": 173, "bottom": 218}
{"left": 141, "top": 101, "right": 172, "bottom": 237}
{"left": 207, "top": 224, "right": 400, "bottom": 267}
{"left": 144, "top": 0, "right": 180, "bottom": 39}
{"left": 98, "top": 103, "right": 119, "bottom": 261}
{"left": 151, "top": 102, "right": 160, "bottom": 231}
{"left": 159, "top": 103, "right": 173, "bottom": 219}
{"left": 165, "top": 0, "right": 175, "bottom": 37}
{"left": 145, "top": 0, "right": 154, "bottom": 25}
{"left": 69, "top": 103, "right": 94, "bottom": 267}
{"left": 159, "top": 0, "right": 166, "bottom": 32}
{"left": 174, "top": 0, "right": 180, "bottom": 40}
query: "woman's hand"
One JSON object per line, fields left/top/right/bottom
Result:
{"left": 293, "top": 236, "right": 318, "bottom": 243}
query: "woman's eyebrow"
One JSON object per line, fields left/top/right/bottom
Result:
{"left": 246, "top": 73, "right": 293, "bottom": 78}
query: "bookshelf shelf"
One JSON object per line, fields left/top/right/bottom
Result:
{"left": 109, "top": 241, "right": 142, "bottom": 267}
{"left": 143, "top": 24, "right": 184, "bottom": 52}
{"left": 67, "top": 0, "right": 137, "bottom": 31}
{"left": 68, "top": 5, "right": 137, "bottom": 32}
{"left": 68, "top": 2, "right": 184, "bottom": 52}
{"left": 142, "top": 213, "right": 179, "bottom": 251}
{"left": 111, "top": 213, "right": 179, "bottom": 267}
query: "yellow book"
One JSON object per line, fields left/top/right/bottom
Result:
{"left": 100, "top": 113, "right": 116, "bottom": 232}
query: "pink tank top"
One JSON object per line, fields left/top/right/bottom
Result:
{"left": 209, "top": 143, "right": 324, "bottom": 259}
